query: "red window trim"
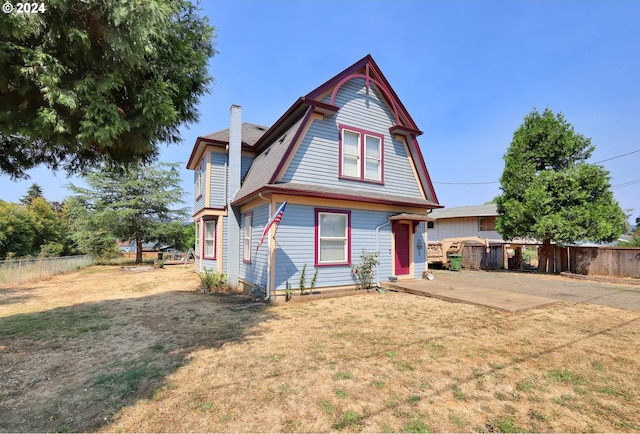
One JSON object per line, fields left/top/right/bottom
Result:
{"left": 202, "top": 217, "right": 217, "bottom": 260}
{"left": 338, "top": 124, "right": 384, "bottom": 184}
{"left": 314, "top": 208, "right": 351, "bottom": 267}
{"left": 242, "top": 212, "right": 253, "bottom": 264}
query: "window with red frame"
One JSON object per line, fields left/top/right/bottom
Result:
{"left": 339, "top": 126, "right": 383, "bottom": 182}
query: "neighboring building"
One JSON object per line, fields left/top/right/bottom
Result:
{"left": 427, "top": 204, "right": 502, "bottom": 242}
{"left": 186, "top": 55, "right": 442, "bottom": 297}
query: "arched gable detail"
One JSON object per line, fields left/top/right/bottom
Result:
{"left": 329, "top": 64, "right": 402, "bottom": 126}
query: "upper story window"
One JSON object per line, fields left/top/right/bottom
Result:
{"left": 194, "top": 158, "right": 205, "bottom": 199}
{"left": 339, "top": 125, "right": 384, "bottom": 183}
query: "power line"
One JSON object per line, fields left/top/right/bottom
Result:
{"left": 612, "top": 178, "right": 640, "bottom": 189}
{"left": 432, "top": 180, "right": 499, "bottom": 185}
{"left": 433, "top": 149, "right": 639, "bottom": 186}
{"left": 594, "top": 149, "right": 640, "bottom": 164}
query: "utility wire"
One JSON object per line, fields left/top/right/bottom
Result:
{"left": 611, "top": 178, "right": 640, "bottom": 189}
{"left": 433, "top": 148, "right": 640, "bottom": 186}
{"left": 594, "top": 149, "right": 640, "bottom": 164}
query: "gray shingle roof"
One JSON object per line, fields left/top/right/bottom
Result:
{"left": 234, "top": 181, "right": 440, "bottom": 208}
{"left": 202, "top": 122, "right": 269, "bottom": 148}
{"left": 233, "top": 116, "right": 306, "bottom": 202}
{"left": 429, "top": 204, "right": 498, "bottom": 219}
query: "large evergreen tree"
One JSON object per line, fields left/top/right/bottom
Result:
{"left": 496, "top": 108, "right": 626, "bottom": 272}
{"left": 0, "top": 0, "right": 215, "bottom": 179}
{"left": 67, "top": 163, "right": 189, "bottom": 263}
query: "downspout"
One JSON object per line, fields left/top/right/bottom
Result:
{"left": 425, "top": 209, "right": 433, "bottom": 273}
{"left": 258, "top": 192, "right": 272, "bottom": 301}
{"left": 375, "top": 220, "right": 391, "bottom": 286}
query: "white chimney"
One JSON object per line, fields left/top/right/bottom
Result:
{"left": 227, "top": 104, "right": 242, "bottom": 289}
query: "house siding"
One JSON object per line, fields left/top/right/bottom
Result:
{"left": 210, "top": 151, "right": 227, "bottom": 207}
{"left": 281, "top": 78, "right": 422, "bottom": 198}
{"left": 427, "top": 217, "right": 502, "bottom": 242}
{"left": 273, "top": 203, "right": 395, "bottom": 290}
{"left": 239, "top": 203, "right": 270, "bottom": 289}
{"left": 241, "top": 155, "right": 253, "bottom": 181}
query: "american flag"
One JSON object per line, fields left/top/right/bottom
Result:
{"left": 256, "top": 200, "right": 287, "bottom": 252}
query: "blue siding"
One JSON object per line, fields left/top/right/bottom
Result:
{"left": 210, "top": 152, "right": 227, "bottom": 207}
{"left": 239, "top": 204, "right": 270, "bottom": 288}
{"left": 281, "top": 78, "right": 422, "bottom": 198}
{"left": 273, "top": 204, "right": 394, "bottom": 290}
{"left": 241, "top": 155, "right": 253, "bottom": 181}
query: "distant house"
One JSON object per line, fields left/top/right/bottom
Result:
{"left": 427, "top": 204, "right": 502, "bottom": 242}
{"left": 186, "top": 55, "right": 442, "bottom": 297}
{"left": 427, "top": 204, "right": 542, "bottom": 270}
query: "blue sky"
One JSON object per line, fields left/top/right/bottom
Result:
{"left": 2, "top": 0, "right": 639, "bottom": 223}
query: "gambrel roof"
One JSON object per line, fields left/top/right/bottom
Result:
{"left": 189, "top": 54, "right": 442, "bottom": 209}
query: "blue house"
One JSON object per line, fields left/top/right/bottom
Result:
{"left": 186, "top": 55, "right": 442, "bottom": 298}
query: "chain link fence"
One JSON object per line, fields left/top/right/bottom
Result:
{"left": 0, "top": 255, "right": 93, "bottom": 286}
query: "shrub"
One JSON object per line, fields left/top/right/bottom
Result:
{"left": 351, "top": 249, "right": 379, "bottom": 290}
{"left": 198, "top": 268, "right": 227, "bottom": 293}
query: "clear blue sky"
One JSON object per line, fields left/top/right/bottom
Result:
{"left": 2, "top": 0, "right": 639, "bottom": 224}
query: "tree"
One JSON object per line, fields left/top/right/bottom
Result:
{"left": 0, "top": 201, "right": 36, "bottom": 259}
{"left": 20, "top": 183, "right": 44, "bottom": 205}
{"left": 0, "top": 0, "right": 215, "bottom": 179}
{"left": 496, "top": 108, "right": 627, "bottom": 272}
{"left": 67, "top": 162, "right": 189, "bottom": 263}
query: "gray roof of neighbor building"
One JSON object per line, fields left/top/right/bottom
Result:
{"left": 429, "top": 204, "right": 498, "bottom": 219}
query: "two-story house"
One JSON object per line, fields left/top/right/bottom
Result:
{"left": 186, "top": 55, "right": 442, "bottom": 299}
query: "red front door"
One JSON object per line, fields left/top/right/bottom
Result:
{"left": 394, "top": 223, "right": 410, "bottom": 275}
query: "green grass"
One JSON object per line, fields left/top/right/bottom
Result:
{"left": 448, "top": 412, "right": 467, "bottom": 428}
{"left": 332, "top": 370, "right": 354, "bottom": 380}
{"left": 547, "top": 369, "right": 585, "bottom": 384}
{"left": 93, "top": 361, "right": 161, "bottom": 398}
{"left": 402, "top": 417, "right": 430, "bottom": 433}
{"left": 490, "top": 416, "right": 521, "bottom": 433}
{"left": 0, "top": 306, "right": 112, "bottom": 341}
{"left": 332, "top": 411, "right": 364, "bottom": 431}
{"left": 335, "top": 388, "right": 348, "bottom": 398}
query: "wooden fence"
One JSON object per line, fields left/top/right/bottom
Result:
{"left": 452, "top": 244, "right": 640, "bottom": 279}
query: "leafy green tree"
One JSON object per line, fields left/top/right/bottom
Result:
{"left": 0, "top": 0, "right": 215, "bottom": 179}
{"left": 496, "top": 108, "right": 626, "bottom": 272}
{"left": 67, "top": 162, "right": 189, "bottom": 263}
{"left": 0, "top": 201, "right": 36, "bottom": 259}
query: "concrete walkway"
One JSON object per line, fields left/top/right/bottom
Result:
{"left": 383, "top": 277, "right": 558, "bottom": 313}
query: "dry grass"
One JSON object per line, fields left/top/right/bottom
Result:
{"left": 1, "top": 265, "right": 639, "bottom": 432}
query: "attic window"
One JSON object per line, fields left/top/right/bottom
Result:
{"left": 338, "top": 125, "right": 384, "bottom": 184}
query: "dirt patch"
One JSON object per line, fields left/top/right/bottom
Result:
{"left": 1, "top": 266, "right": 639, "bottom": 432}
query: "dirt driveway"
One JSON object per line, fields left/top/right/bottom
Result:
{"left": 427, "top": 270, "right": 640, "bottom": 312}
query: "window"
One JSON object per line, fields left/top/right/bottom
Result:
{"left": 204, "top": 219, "right": 216, "bottom": 259}
{"left": 478, "top": 216, "right": 496, "bottom": 231}
{"left": 339, "top": 126, "right": 383, "bottom": 182}
{"left": 243, "top": 213, "right": 252, "bottom": 263}
{"left": 195, "top": 220, "right": 201, "bottom": 257}
{"left": 195, "top": 158, "right": 205, "bottom": 199}
{"left": 315, "top": 209, "right": 351, "bottom": 265}
{"left": 427, "top": 221, "right": 435, "bottom": 229}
